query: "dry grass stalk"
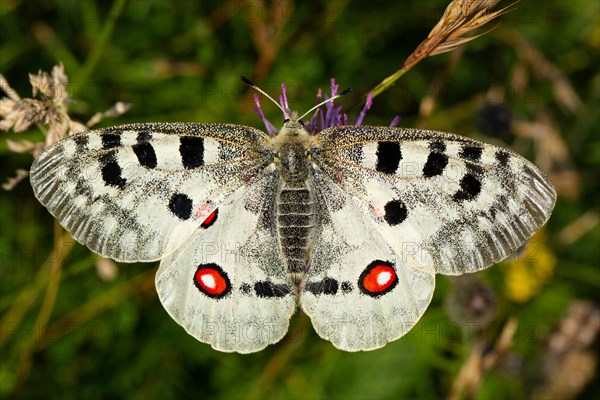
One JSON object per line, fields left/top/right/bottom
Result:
{"left": 369, "top": 0, "right": 512, "bottom": 99}
{"left": 0, "top": 64, "right": 131, "bottom": 189}
{"left": 449, "top": 318, "right": 518, "bottom": 400}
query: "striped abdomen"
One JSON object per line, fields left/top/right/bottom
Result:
{"left": 277, "top": 182, "right": 315, "bottom": 287}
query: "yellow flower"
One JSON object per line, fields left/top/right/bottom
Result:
{"left": 504, "top": 229, "right": 556, "bottom": 302}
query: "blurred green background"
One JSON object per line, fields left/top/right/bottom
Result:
{"left": 1, "top": 0, "right": 599, "bottom": 399}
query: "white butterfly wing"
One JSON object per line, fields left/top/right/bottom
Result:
{"left": 30, "top": 122, "right": 270, "bottom": 262}
{"left": 302, "top": 125, "right": 555, "bottom": 351}
{"left": 312, "top": 125, "right": 556, "bottom": 275}
{"left": 155, "top": 169, "right": 296, "bottom": 353}
{"left": 301, "top": 172, "right": 435, "bottom": 351}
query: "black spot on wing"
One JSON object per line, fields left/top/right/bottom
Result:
{"left": 423, "top": 152, "right": 448, "bottom": 177}
{"left": 168, "top": 193, "right": 193, "bottom": 220}
{"left": 376, "top": 141, "right": 401, "bottom": 174}
{"left": 73, "top": 134, "right": 89, "bottom": 152}
{"left": 240, "top": 283, "right": 252, "bottom": 295}
{"left": 459, "top": 145, "right": 483, "bottom": 162}
{"left": 305, "top": 278, "right": 339, "bottom": 296}
{"left": 453, "top": 174, "right": 482, "bottom": 202}
{"left": 429, "top": 141, "right": 446, "bottom": 152}
{"left": 466, "top": 163, "right": 484, "bottom": 178}
{"left": 136, "top": 131, "right": 152, "bottom": 142}
{"left": 100, "top": 153, "right": 126, "bottom": 189}
{"left": 423, "top": 141, "right": 449, "bottom": 177}
{"left": 495, "top": 150, "right": 510, "bottom": 166}
{"left": 180, "top": 136, "right": 204, "bottom": 169}
{"left": 132, "top": 142, "right": 157, "bottom": 168}
{"left": 101, "top": 132, "right": 121, "bottom": 149}
{"left": 254, "top": 281, "right": 291, "bottom": 298}
{"left": 341, "top": 281, "right": 353, "bottom": 293}
{"left": 101, "top": 162, "right": 126, "bottom": 188}
{"left": 384, "top": 199, "right": 408, "bottom": 226}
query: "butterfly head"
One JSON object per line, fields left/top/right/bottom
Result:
{"left": 272, "top": 113, "right": 312, "bottom": 152}
{"left": 241, "top": 76, "right": 354, "bottom": 138}
{"left": 282, "top": 111, "right": 306, "bottom": 133}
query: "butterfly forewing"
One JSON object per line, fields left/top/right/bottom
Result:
{"left": 30, "top": 122, "right": 271, "bottom": 262}
{"left": 312, "top": 125, "right": 556, "bottom": 275}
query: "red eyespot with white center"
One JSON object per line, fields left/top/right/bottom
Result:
{"left": 194, "top": 202, "right": 219, "bottom": 228}
{"left": 358, "top": 260, "right": 398, "bottom": 297}
{"left": 193, "top": 263, "right": 231, "bottom": 299}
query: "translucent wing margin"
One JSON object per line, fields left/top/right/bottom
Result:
{"left": 312, "top": 125, "right": 556, "bottom": 275}
{"left": 30, "top": 122, "right": 271, "bottom": 262}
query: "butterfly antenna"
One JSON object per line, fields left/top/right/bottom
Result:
{"left": 298, "top": 88, "right": 353, "bottom": 121}
{"left": 240, "top": 76, "right": 287, "bottom": 115}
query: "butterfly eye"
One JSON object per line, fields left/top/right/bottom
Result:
{"left": 283, "top": 118, "right": 290, "bottom": 123}
{"left": 299, "top": 120, "right": 305, "bottom": 127}
{"left": 309, "top": 147, "right": 322, "bottom": 158}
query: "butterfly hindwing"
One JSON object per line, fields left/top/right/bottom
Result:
{"left": 155, "top": 169, "right": 296, "bottom": 353}
{"left": 301, "top": 171, "right": 435, "bottom": 351}
{"left": 30, "top": 122, "right": 271, "bottom": 262}
{"left": 313, "top": 126, "right": 556, "bottom": 275}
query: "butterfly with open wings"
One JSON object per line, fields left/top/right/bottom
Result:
{"left": 30, "top": 78, "right": 555, "bottom": 353}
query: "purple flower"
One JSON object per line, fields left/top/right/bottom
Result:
{"left": 252, "top": 78, "right": 400, "bottom": 135}
{"left": 252, "top": 93, "right": 278, "bottom": 137}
